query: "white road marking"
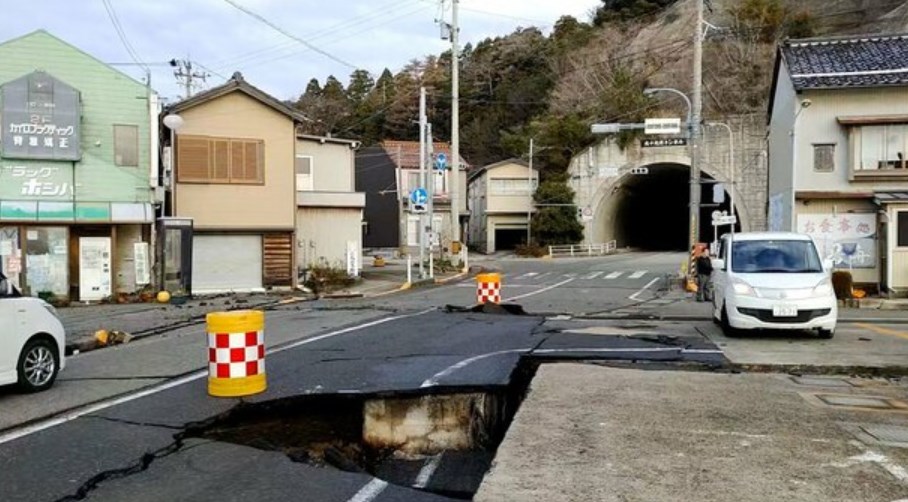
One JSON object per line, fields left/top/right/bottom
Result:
{"left": 563, "top": 273, "right": 577, "bottom": 278}
{"left": 413, "top": 453, "right": 444, "bottom": 489}
{"left": 629, "top": 270, "right": 647, "bottom": 279}
{"left": 826, "top": 451, "right": 908, "bottom": 483}
{"left": 0, "top": 309, "right": 435, "bottom": 446}
{"left": 348, "top": 479, "right": 389, "bottom": 502}
{"left": 535, "top": 272, "right": 552, "bottom": 280}
{"left": 519, "top": 272, "right": 539, "bottom": 278}
{"left": 422, "top": 347, "right": 723, "bottom": 387}
{"left": 629, "top": 277, "right": 661, "bottom": 301}
{"left": 421, "top": 350, "right": 525, "bottom": 387}
{"left": 605, "top": 271, "right": 623, "bottom": 279}
{"left": 585, "top": 271, "right": 604, "bottom": 280}
{"left": 505, "top": 278, "right": 575, "bottom": 302}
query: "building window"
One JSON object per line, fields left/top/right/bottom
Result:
{"left": 813, "top": 144, "right": 835, "bottom": 172}
{"left": 859, "top": 125, "right": 908, "bottom": 170}
{"left": 490, "top": 178, "right": 536, "bottom": 195}
{"left": 402, "top": 171, "right": 420, "bottom": 197}
{"left": 295, "top": 155, "right": 313, "bottom": 191}
{"left": 898, "top": 212, "right": 908, "bottom": 248}
{"left": 177, "top": 135, "right": 264, "bottom": 184}
{"left": 114, "top": 125, "right": 139, "bottom": 167}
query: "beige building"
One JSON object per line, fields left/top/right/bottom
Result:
{"left": 168, "top": 73, "right": 303, "bottom": 293}
{"left": 467, "top": 159, "right": 537, "bottom": 253}
{"left": 768, "top": 34, "right": 908, "bottom": 293}
{"left": 295, "top": 134, "right": 365, "bottom": 272}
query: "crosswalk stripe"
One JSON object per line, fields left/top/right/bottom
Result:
{"left": 605, "top": 272, "right": 623, "bottom": 279}
{"left": 585, "top": 271, "right": 603, "bottom": 280}
{"left": 629, "top": 271, "right": 647, "bottom": 279}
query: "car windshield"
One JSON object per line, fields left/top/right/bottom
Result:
{"left": 731, "top": 239, "right": 823, "bottom": 273}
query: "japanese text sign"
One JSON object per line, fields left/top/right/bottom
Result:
{"left": 2, "top": 71, "right": 81, "bottom": 161}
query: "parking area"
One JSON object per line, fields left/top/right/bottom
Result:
{"left": 698, "top": 321, "right": 908, "bottom": 372}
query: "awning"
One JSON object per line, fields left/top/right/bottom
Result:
{"left": 874, "top": 192, "right": 908, "bottom": 205}
{"left": 796, "top": 191, "right": 874, "bottom": 200}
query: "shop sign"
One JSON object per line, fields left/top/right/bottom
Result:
{"left": 1, "top": 165, "right": 73, "bottom": 199}
{"left": 1, "top": 71, "right": 81, "bottom": 161}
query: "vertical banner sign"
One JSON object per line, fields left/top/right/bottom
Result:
{"left": 1, "top": 71, "right": 82, "bottom": 161}
{"left": 134, "top": 242, "right": 150, "bottom": 286}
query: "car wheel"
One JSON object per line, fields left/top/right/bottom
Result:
{"left": 818, "top": 329, "right": 835, "bottom": 340}
{"left": 721, "top": 306, "right": 739, "bottom": 338}
{"left": 17, "top": 338, "right": 59, "bottom": 393}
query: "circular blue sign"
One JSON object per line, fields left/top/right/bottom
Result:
{"left": 434, "top": 153, "right": 448, "bottom": 170}
{"left": 410, "top": 187, "right": 428, "bottom": 205}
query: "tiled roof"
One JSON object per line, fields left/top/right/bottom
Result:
{"left": 380, "top": 140, "right": 470, "bottom": 170}
{"left": 782, "top": 34, "right": 908, "bottom": 90}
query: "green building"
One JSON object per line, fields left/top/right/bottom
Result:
{"left": 0, "top": 30, "right": 160, "bottom": 302}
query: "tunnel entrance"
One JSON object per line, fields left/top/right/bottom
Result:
{"left": 611, "top": 163, "right": 739, "bottom": 251}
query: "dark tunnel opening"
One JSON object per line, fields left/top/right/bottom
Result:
{"left": 613, "top": 164, "right": 739, "bottom": 251}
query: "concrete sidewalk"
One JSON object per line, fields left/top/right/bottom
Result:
{"left": 478, "top": 364, "right": 908, "bottom": 502}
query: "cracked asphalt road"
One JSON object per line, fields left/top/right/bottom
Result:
{"left": 5, "top": 252, "right": 905, "bottom": 501}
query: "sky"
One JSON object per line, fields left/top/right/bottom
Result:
{"left": 0, "top": 0, "right": 600, "bottom": 103}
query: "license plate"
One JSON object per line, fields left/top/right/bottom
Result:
{"left": 772, "top": 305, "right": 798, "bottom": 317}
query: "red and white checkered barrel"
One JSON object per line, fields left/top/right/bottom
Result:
{"left": 206, "top": 310, "right": 267, "bottom": 397}
{"left": 477, "top": 273, "right": 502, "bottom": 304}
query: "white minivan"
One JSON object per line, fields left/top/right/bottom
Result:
{"left": 0, "top": 272, "right": 66, "bottom": 392}
{"left": 711, "top": 232, "right": 837, "bottom": 339}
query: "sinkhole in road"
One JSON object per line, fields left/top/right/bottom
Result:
{"left": 190, "top": 361, "right": 538, "bottom": 499}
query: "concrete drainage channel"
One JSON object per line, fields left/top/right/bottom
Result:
{"left": 189, "top": 362, "right": 538, "bottom": 499}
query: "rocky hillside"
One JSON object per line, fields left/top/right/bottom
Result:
{"left": 292, "top": 0, "right": 908, "bottom": 172}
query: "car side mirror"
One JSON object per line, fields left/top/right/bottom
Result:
{"left": 711, "top": 258, "right": 725, "bottom": 271}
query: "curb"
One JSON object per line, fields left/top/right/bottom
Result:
{"left": 731, "top": 363, "right": 908, "bottom": 378}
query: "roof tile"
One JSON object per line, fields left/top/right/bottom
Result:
{"left": 783, "top": 34, "right": 908, "bottom": 90}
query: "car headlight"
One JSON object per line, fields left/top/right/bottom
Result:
{"left": 813, "top": 280, "right": 834, "bottom": 297}
{"left": 732, "top": 279, "right": 756, "bottom": 296}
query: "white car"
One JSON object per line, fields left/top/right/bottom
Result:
{"left": 0, "top": 273, "right": 66, "bottom": 392}
{"left": 711, "top": 232, "right": 837, "bottom": 339}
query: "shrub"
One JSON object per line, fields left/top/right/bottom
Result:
{"left": 832, "top": 271, "right": 853, "bottom": 300}
{"left": 304, "top": 265, "right": 356, "bottom": 295}
{"left": 515, "top": 243, "right": 548, "bottom": 258}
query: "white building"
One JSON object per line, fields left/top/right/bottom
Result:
{"left": 768, "top": 33, "right": 908, "bottom": 293}
{"left": 467, "top": 159, "right": 537, "bottom": 253}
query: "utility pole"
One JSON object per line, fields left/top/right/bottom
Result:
{"left": 427, "top": 123, "right": 435, "bottom": 279}
{"left": 527, "top": 138, "right": 534, "bottom": 245}
{"left": 419, "top": 87, "right": 428, "bottom": 279}
{"left": 449, "top": 0, "right": 461, "bottom": 257}
{"left": 689, "top": 0, "right": 704, "bottom": 258}
{"left": 170, "top": 59, "right": 208, "bottom": 99}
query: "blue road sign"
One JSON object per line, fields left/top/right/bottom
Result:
{"left": 410, "top": 187, "right": 429, "bottom": 205}
{"left": 434, "top": 152, "right": 448, "bottom": 171}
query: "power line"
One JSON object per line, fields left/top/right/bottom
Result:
{"left": 208, "top": 0, "right": 417, "bottom": 71}
{"left": 100, "top": 0, "right": 148, "bottom": 75}
{"left": 222, "top": 0, "right": 360, "bottom": 72}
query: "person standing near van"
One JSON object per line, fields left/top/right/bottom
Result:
{"left": 696, "top": 248, "right": 713, "bottom": 302}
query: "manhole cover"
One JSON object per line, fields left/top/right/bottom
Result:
{"left": 817, "top": 395, "right": 895, "bottom": 409}
{"left": 861, "top": 424, "right": 908, "bottom": 444}
{"left": 791, "top": 376, "right": 854, "bottom": 388}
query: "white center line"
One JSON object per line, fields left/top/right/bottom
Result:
{"left": 585, "top": 271, "right": 604, "bottom": 280}
{"left": 605, "top": 271, "right": 623, "bottom": 279}
{"left": 629, "top": 277, "right": 660, "bottom": 301}
{"left": 348, "top": 479, "right": 389, "bottom": 502}
{"left": 629, "top": 270, "right": 646, "bottom": 279}
{"left": 0, "top": 309, "right": 435, "bottom": 446}
{"left": 413, "top": 453, "right": 444, "bottom": 489}
{"left": 505, "top": 278, "right": 575, "bottom": 302}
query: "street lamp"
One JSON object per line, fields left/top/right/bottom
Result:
{"left": 163, "top": 113, "right": 184, "bottom": 216}
{"left": 644, "top": 87, "right": 700, "bottom": 261}
{"left": 706, "top": 122, "right": 735, "bottom": 235}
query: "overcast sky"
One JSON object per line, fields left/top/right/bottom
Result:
{"left": 1, "top": 0, "right": 599, "bottom": 103}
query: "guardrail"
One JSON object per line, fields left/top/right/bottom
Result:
{"left": 548, "top": 241, "right": 617, "bottom": 258}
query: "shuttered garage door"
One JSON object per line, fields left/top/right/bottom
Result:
{"left": 192, "top": 235, "right": 263, "bottom": 293}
